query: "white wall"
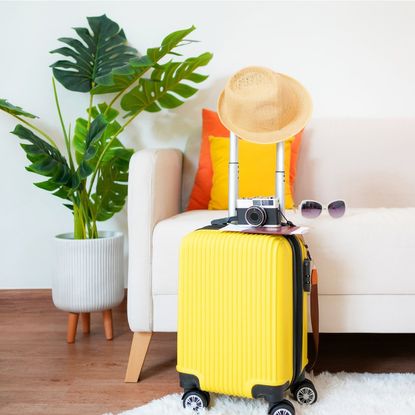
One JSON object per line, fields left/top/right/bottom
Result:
{"left": 1, "top": 1, "right": 415, "bottom": 288}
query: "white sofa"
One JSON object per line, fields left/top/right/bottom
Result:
{"left": 124, "top": 118, "right": 415, "bottom": 381}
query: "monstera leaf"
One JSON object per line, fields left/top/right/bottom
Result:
{"left": 11, "top": 125, "right": 72, "bottom": 199}
{"left": 81, "top": 103, "right": 133, "bottom": 220}
{"left": 92, "top": 55, "right": 153, "bottom": 95}
{"left": 92, "top": 148, "right": 133, "bottom": 221}
{"left": 50, "top": 14, "right": 138, "bottom": 92}
{"left": 0, "top": 99, "right": 37, "bottom": 118}
{"left": 73, "top": 115, "right": 108, "bottom": 179}
{"left": 88, "top": 102, "right": 119, "bottom": 123}
{"left": 92, "top": 26, "right": 197, "bottom": 95}
{"left": 120, "top": 52, "right": 212, "bottom": 116}
{"left": 73, "top": 103, "right": 130, "bottom": 169}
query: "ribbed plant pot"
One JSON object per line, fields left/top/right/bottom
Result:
{"left": 52, "top": 231, "right": 124, "bottom": 313}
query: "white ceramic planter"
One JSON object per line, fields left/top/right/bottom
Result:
{"left": 52, "top": 231, "right": 124, "bottom": 313}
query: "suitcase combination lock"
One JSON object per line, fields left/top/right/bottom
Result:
{"left": 303, "top": 259, "right": 312, "bottom": 292}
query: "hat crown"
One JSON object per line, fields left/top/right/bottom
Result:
{"left": 225, "top": 67, "right": 296, "bottom": 135}
{"left": 231, "top": 68, "right": 272, "bottom": 92}
{"left": 218, "top": 66, "right": 312, "bottom": 144}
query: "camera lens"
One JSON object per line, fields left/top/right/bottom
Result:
{"left": 245, "top": 206, "right": 267, "bottom": 227}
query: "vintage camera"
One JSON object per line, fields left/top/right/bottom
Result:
{"left": 236, "top": 197, "right": 282, "bottom": 227}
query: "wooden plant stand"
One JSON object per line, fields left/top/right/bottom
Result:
{"left": 66, "top": 310, "right": 113, "bottom": 343}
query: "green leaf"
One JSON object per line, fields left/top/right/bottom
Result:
{"left": 53, "top": 187, "right": 73, "bottom": 200}
{"left": 50, "top": 14, "right": 138, "bottom": 92}
{"left": 92, "top": 148, "right": 133, "bottom": 221}
{"left": 92, "top": 55, "right": 153, "bottom": 95}
{"left": 0, "top": 99, "right": 37, "bottom": 118}
{"left": 91, "top": 26, "right": 197, "bottom": 95}
{"left": 172, "top": 83, "right": 198, "bottom": 98}
{"left": 74, "top": 115, "right": 108, "bottom": 179}
{"left": 79, "top": 103, "right": 133, "bottom": 220}
{"left": 86, "top": 102, "right": 119, "bottom": 124}
{"left": 187, "top": 73, "right": 209, "bottom": 83}
{"left": 34, "top": 179, "right": 61, "bottom": 191}
{"left": 11, "top": 124, "right": 73, "bottom": 200}
{"left": 93, "top": 102, "right": 119, "bottom": 122}
{"left": 74, "top": 104, "right": 122, "bottom": 166}
{"left": 73, "top": 118, "right": 88, "bottom": 164}
{"left": 121, "top": 52, "right": 212, "bottom": 116}
{"left": 157, "top": 93, "right": 184, "bottom": 109}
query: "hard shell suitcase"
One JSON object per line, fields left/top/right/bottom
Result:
{"left": 177, "top": 124, "right": 318, "bottom": 414}
{"left": 177, "top": 229, "right": 318, "bottom": 414}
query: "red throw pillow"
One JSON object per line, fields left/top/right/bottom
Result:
{"left": 187, "top": 109, "right": 303, "bottom": 210}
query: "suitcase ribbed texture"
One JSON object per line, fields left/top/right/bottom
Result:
{"left": 177, "top": 230, "right": 299, "bottom": 398}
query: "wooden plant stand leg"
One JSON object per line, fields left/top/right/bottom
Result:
{"left": 124, "top": 332, "right": 152, "bottom": 383}
{"left": 81, "top": 313, "right": 90, "bottom": 334}
{"left": 102, "top": 309, "right": 113, "bottom": 340}
{"left": 67, "top": 312, "right": 79, "bottom": 344}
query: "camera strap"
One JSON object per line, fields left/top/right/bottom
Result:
{"left": 279, "top": 209, "right": 296, "bottom": 228}
{"left": 209, "top": 216, "right": 237, "bottom": 228}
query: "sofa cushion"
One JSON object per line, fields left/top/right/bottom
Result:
{"left": 208, "top": 135, "right": 295, "bottom": 209}
{"left": 186, "top": 109, "right": 303, "bottom": 211}
{"left": 152, "top": 208, "right": 415, "bottom": 296}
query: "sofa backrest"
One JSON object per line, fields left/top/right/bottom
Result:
{"left": 182, "top": 118, "right": 415, "bottom": 209}
{"left": 296, "top": 119, "right": 415, "bottom": 207}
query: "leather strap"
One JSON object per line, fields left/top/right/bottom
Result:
{"left": 306, "top": 267, "right": 320, "bottom": 372}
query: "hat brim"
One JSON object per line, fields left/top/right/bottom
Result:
{"left": 217, "top": 72, "right": 313, "bottom": 144}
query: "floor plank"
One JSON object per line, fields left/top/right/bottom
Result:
{"left": 1, "top": 290, "right": 414, "bottom": 415}
{"left": 0, "top": 290, "right": 180, "bottom": 415}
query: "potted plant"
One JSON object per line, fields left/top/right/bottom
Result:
{"left": 1, "top": 15, "right": 212, "bottom": 342}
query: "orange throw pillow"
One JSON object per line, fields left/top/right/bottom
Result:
{"left": 187, "top": 109, "right": 229, "bottom": 210}
{"left": 187, "top": 109, "right": 303, "bottom": 210}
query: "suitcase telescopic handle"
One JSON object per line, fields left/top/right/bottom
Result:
{"left": 276, "top": 141, "right": 285, "bottom": 214}
{"left": 227, "top": 132, "right": 287, "bottom": 219}
{"left": 228, "top": 131, "right": 238, "bottom": 218}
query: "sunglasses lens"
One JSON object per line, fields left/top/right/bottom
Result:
{"left": 328, "top": 200, "right": 346, "bottom": 218}
{"left": 301, "top": 201, "right": 322, "bottom": 218}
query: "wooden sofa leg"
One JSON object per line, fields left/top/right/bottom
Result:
{"left": 124, "top": 332, "right": 152, "bottom": 383}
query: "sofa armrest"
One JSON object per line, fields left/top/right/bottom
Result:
{"left": 127, "top": 148, "right": 183, "bottom": 332}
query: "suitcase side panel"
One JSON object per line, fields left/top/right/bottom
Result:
{"left": 289, "top": 236, "right": 309, "bottom": 383}
{"left": 295, "top": 238, "right": 309, "bottom": 378}
{"left": 177, "top": 230, "right": 294, "bottom": 398}
{"left": 302, "top": 289, "right": 308, "bottom": 373}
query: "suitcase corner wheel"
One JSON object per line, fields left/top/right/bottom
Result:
{"left": 182, "top": 389, "right": 210, "bottom": 411}
{"left": 269, "top": 399, "right": 295, "bottom": 415}
{"left": 290, "top": 379, "right": 318, "bottom": 405}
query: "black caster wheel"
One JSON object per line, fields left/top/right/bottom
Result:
{"left": 269, "top": 399, "right": 295, "bottom": 415}
{"left": 182, "top": 389, "right": 210, "bottom": 411}
{"left": 292, "top": 379, "right": 317, "bottom": 405}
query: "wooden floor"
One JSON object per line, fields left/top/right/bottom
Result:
{"left": 1, "top": 290, "right": 415, "bottom": 415}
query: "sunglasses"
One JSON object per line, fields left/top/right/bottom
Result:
{"left": 299, "top": 200, "right": 346, "bottom": 219}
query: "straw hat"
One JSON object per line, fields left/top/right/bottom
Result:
{"left": 217, "top": 66, "right": 313, "bottom": 144}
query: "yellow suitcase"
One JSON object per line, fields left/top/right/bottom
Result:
{"left": 177, "top": 229, "right": 317, "bottom": 414}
